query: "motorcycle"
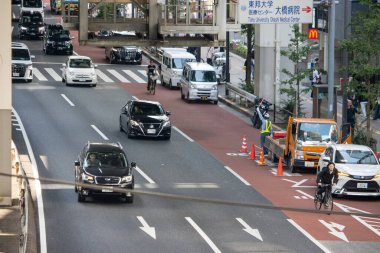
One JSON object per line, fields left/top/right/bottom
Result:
{"left": 250, "top": 98, "right": 272, "bottom": 129}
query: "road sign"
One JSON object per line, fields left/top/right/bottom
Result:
{"left": 239, "top": 0, "right": 313, "bottom": 24}
{"left": 308, "top": 28, "right": 319, "bottom": 40}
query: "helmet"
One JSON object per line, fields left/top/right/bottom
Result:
{"left": 264, "top": 113, "right": 270, "bottom": 119}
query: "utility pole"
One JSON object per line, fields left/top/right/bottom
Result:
{"left": 327, "top": 0, "right": 336, "bottom": 118}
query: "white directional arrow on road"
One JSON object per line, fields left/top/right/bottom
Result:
{"left": 282, "top": 178, "right": 314, "bottom": 188}
{"left": 137, "top": 216, "right": 156, "bottom": 239}
{"left": 236, "top": 218, "right": 263, "bottom": 241}
{"left": 319, "top": 220, "right": 349, "bottom": 242}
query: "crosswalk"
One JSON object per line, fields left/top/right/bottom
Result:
{"left": 29, "top": 64, "right": 149, "bottom": 84}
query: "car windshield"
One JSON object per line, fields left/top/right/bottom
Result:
{"left": 85, "top": 152, "right": 128, "bottom": 168}
{"left": 190, "top": 70, "right": 216, "bottom": 82}
{"left": 69, "top": 59, "right": 92, "bottom": 68}
{"left": 172, "top": 58, "right": 195, "bottom": 69}
{"left": 12, "top": 48, "right": 30, "bottom": 60}
{"left": 23, "top": 0, "right": 42, "bottom": 8}
{"left": 52, "top": 32, "right": 70, "bottom": 41}
{"left": 335, "top": 149, "right": 378, "bottom": 165}
{"left": 132, "top": 103, "right": 163, "bottom": 116}
{"left": 298, "top": 123, "right": 337, "bottom": 142}
{"left": 22, "top": 14, "right": 43, "bottom": 24}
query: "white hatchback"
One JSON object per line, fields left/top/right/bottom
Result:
{"left": 318, "top": 144, "right": 380, "bottom": 197}
{"left": 62, "top": 56, "right": 97, "bottom": 87}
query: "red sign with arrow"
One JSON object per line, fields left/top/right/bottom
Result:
{"left": 302, "top": 6, "right": 312, "bottom": 13}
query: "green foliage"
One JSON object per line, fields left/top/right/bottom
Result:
{"left": 96, "top": 3, "right": 113, "bottom": 18}
{"left": 280, "top": 24, "right": 312, "bottom": 117}
{"left": 340, "top": 0, "right": 380, "bottom": 143}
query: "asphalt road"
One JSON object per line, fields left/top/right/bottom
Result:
{"left": 10, "top": 4, "right": 380, "bottom": 253}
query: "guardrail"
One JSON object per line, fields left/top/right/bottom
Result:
{"left": 224, "top": 82, "right": 257, "bottom": 108}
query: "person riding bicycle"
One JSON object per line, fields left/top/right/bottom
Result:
{"left": 316, "top": 162, "right": 339, "bottom": 206}
{"left": 146, "top": 60, "right": 157, "bottom": 91}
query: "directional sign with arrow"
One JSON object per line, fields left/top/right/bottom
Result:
{"left": 302, "top": 6, "right": 312, "bottom": 13}
{"left": 236, "top": 218, "right": 263, "bottom": 241}
{"left": 137, "top": 216, "right": 156, "bottom": 239}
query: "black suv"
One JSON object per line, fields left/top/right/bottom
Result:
{"left": 43, "top": 25, "right": 73, "bottom": 55}
{"left": 105, "top": 46, "right": 142, "bottom": 64}
{"left": 119, "top": 100, "right": 171, "bottom": 140}
{"left": 74, "top": 142, "right": 135, "bottom": 203}
{"left": 18, "top": 11, "right": 45, "bottom": 40}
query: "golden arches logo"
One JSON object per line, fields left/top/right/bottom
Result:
{"left": 308, "top": 28, "right": 318, "bottom": 40}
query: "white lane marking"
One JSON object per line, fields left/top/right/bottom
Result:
{"left": 134, "top": 166, "right": 155, "bottom": 184}
{"left": 61, "top": 94, "right": 75, "bottom": 106}
{"left": 137, "top": 216, "right": 156, "bottom": 239}
{"left": 138, "top": 70, "right": 147, "bottom": 77}
{"left": 73, "top": 50, "right": 78, "bottom": 56}
{"left": 282, "top": 178, "right": 314, "bottom": 188}
{"left": 224, "top": 166, "right": 250, "bottom": 186}
{"left": 12, "top": 108, "right": 47, "bottom": 253}
{"left": 174, "top": 183, "right": 219, "bottom": 188}
{"left": 33, "top": 68, "right": 48, "bottom": 81}
{"left": 14, "top": 85, "right": 56, "bottom": 90}
{"left": 319, "top": 220, "right": 349, "bottom": 242}
{"left": 107, "top": 69, "right": 130, "bottom": 83}
{"left": 90, "top": 125, "right": 109, "bottom": 140}
{"left": 95, "top": 69, "right": 113, "bottom": 82}
{"left": 287, "top": 219, "right": 331, "bottom": 253}
{"left": 123, "top": 70, "right": 146, "bottom": 83}
{"left": 41, "top": 184, "right": 73, "bottom": 190}
{"left": 295, "top": 190, "right": 314, "bottom": 199}
{"left": 132, "top": 96, "right": 139, "bottom": 100}
{"left": 185, "top": 217, "right": 221, "bottom": 253}
{"left": 45, "top": 68, "right": 61, "bottom": 81}
{"left": 173, "top": 126, "right": 193, "bottom": 142}
{"left": 236, "top": 218, "right": 263, "bottom": 241}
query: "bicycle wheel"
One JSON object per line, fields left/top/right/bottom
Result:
{"left": 325, "top": 191, "right": 334, "bottom": 212}
{"left": 314, "top": 189, "right": 322, "bottom": 210}
{"left": 152, "top": 82, "right": 156, "bottom": 95}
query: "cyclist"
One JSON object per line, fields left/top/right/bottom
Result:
{"left": 316, "top": 162, "right": 339, "bottom": 207}
{"left": 146, "top": 60, "right": 157, "bottom": 91}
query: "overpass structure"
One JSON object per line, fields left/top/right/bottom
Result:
{"left": 62, "top": 0, "right": 241, "bottom": 47}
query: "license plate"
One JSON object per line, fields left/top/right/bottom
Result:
{"left": 147, "top": 129, "right": 156, "bottom": 134}
{"left": 102, "top": 188, "right": 113, "bottom": 193}
{"left": 201, "top": 96, "right": 208, "bottom": 100}
{"left": 57, "top": 47, "right": 63, "bottom": 50}
{"left": 305, "top": 161, "right": 314, "bottom": 167}
{"left": 13, "top": 72, "right": 19, "bottom": 77}
{"left": 357, "top": 183, "right": 368, "bottom": 189}
{"left": 79, "top": 78, "right": 86, "bottom": 82}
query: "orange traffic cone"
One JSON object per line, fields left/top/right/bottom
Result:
{"left": 257, "top": 148, "right": 265, "bottom": 165}
{"left": 277, "top": 157, "right": 283, "bottom": 176}
{"left": 249, "top": 144, "right": 256, "bottom": 160}
{"left": 241, "top": 135, "right": 248, "bottom": 153}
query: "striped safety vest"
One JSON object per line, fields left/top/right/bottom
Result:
{"left": 261, "top": 120, "right": 272, "bottom": 134}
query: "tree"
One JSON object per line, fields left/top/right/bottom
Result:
{"left": 340, "top": 0, "right": 380, "bottom": 145}
{"left": 241, "top": 24, "right": 254, "bottom": 87}
{"left": 280, "top": 24, "right": 312, "bottom": 117}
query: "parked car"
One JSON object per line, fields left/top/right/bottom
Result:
{"left": 119, "top": 100, "right": 171, "bottom": 140}
{"left": 74, "top": 141, "right": 135, "bottom": 203}
{"left": 11, "top": 42, "right": 35, "bottom": 82}
{"left": 43, "top": 25, "right": 73, "bottom": 55}
{"left": 318, "top": 144, "right": 380, "bottom": 197}
{"left": 61, "top": 56, "right": 97, "bottom": 87}
{"left": 18, "top": 10, "right": 45, "bottom": 39}
{"left": 105, "top": 46, "right": 142, "bottom": 64}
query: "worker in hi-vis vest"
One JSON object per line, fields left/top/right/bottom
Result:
{"left": 256, "top": 103, "right": 273, "bottom": 155}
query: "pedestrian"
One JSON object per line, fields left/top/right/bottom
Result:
{"left": 311, "top": 68, "right": 320, "bottom": 98}
{"left": 256, "top": 101, "right": 273, "bottom": 155}
{"left": 373, "top": 96, "right": 380, "bottom": 120}
{"left": 347, "top": 99, "right": 357, "bottom": 130}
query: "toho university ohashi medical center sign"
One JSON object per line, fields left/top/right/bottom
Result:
{"left": 239, "top": 0, "right": 313, "bottom": 24}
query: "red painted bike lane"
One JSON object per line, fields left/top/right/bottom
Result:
{"left": 121, "top": 82, "right": 380, "bottom": 244}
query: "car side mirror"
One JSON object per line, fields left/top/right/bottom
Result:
{"left": 323, "top": 157, "right": 330, "bottom": 162}
{"left": 166, "top": 111, "right": 171, "bottom": 116}
{"left": 130, "top": 162, "right": 136, "bottom": 169}
{"left": 94, "top": 64, "right": 98, "bottom": 68}
{"left": 31, "top": 55, "right": 35, "bottom": 59}
{"left": 74, "top": 161, "right": 80, "bottom": 166}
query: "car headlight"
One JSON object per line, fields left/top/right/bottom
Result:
{"left": 374, "top": 173, "right": 380, "bottom": 178}
{"left": 39, "top": 27, "right": 45, "bottom": 32}
{"left": 162, "top": 121, "right": 171, "bottom": 128}
{"left": 65, "top": 41, "right": 71, "bottom": 46}
{"left": 130, "top": 120, "right": 140, "bottom": 127}
{"left": 190, "top": 83, "right": 196, "bottom": 89}
{"left": 26, "top": 64, "right": 33, "bottom": 69}
{"left": 295, "top": 150, "right": 304, "bottom": 160}
{"left": 338, "top": 171, "right": 350, "bottom": 177}
{"left": 121, "top": 175, "right": 132, "bottom": 183}
{"left": 47, "top": 40, "right": 53, "bottom": 45}
{"left": 82, "top": 173, "right": 94, "bottom": 183}
{"left": 91, "top": 72, "right": 96, "bottom": 77}
{"left": 69, "top": 71, "right": 75, "bottom": 77}
{"left": 211, "top": 85, "right": 217, "bottom": 90}
{"left": 20, "top": 26, "right": 28, "bottom": 30}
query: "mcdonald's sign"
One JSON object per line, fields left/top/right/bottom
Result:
{"left": 308, "top": 28, "right": 319, "bottom": 40}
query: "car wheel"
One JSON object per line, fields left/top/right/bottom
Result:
{"left": 27, "top": 79, "right": 33, "bottom": 83}
{"left": 77, "top": 192, "right": 85, "bottom": 202}
{"left": 186, "top": 92, "right": 191, "bottom": 103}
{"left": 125, "top": 195, "right": 134, "bottom": 203}
{"left": 119, "top": 118, "right": 123, "bottom": 132}
{"left": 126, "top": 125, "right": 132, "bottom": 139}
{"left": 69, "top": 50, "right": 73, "bottom": 55}
{"left": 169, "top": 79, "right": 173, "bottom": 89}
{"left": 164, "top": 135, "right": 171, "bottom": 140}
{"left": 161, "top": 75, "right": 165, "bottom": 86}
{"left": 181, "top": 89, "right": 185, "bottom": 99}
{"left": 213, "top": 100, "right": 218, "bottom": 105}
{"left": 109, "top": 53, "right": 115, "bottom": 64}
{"left": 290, "top": 159, "right": 297, "bottom": 173}
{"left": 137, "top": 60, "right": 142, "bottom": 65}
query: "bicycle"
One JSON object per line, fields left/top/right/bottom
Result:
{"left": 314, "top": 184, "right": 333, "bottom": 212}
{"left": 148, "top": 74, "right": 157, "bottom": 95}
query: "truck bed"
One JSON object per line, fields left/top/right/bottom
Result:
{"left": 264, "top": 136, "right": 286, "bottom": 159}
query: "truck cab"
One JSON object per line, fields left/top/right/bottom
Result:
{"left": 265, "top": 117, "right": 351, "bottom": 173}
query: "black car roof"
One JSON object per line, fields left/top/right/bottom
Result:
{"left": 132, "top": 100, "right": 161, "bottom": 106}
{"left": 87, "top": 142, "right": 124, "bottom": 153}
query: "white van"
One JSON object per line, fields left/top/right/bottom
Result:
{"left": 160, "top": 50, "right": 196, "bottom": 89}
{"left": 21, "top": 0, "right": 44, "bottom": 18}
{"left": 179, "top": 62, "right": 218, "bottom": 105}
